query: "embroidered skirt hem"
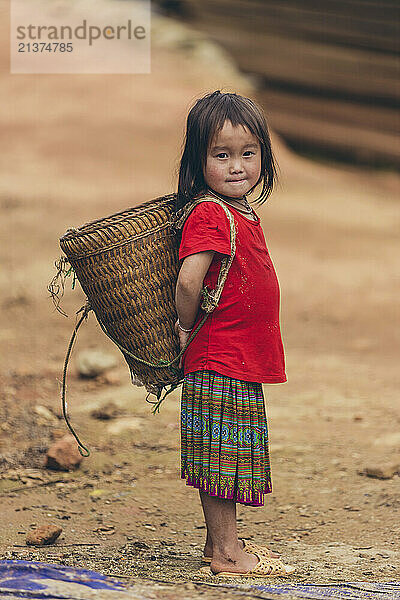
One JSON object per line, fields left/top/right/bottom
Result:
{"left": 181, "top": 467, "right": 272, "bottom": 507}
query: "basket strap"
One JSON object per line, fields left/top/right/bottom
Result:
{"left": 61, "top": 302, "right": 92, "bottom": 457}
{"left": 94, "top": 307, "right": 208, "bottom": 369}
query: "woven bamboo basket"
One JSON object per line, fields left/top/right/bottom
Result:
{"left": 59, "top": 193, "right": 182, "bottom": 395}
{"left": 52, "top": 192, "right": 236, "bottom": 455}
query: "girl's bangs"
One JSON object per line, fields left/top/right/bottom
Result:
{"left": 207, "top": 101, "right": 263, "bottom": 148}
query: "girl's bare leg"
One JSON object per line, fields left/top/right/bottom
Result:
{"left": 203, "top": 525, "right": 213, "bottom": 559}
{"left": 200, "top": 492, "right": 280, "bottom": 562}
{"left": 199, "top": 490, "right": 258, "bottom": 574}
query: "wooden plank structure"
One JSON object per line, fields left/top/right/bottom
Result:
{"left": 165, "top": 0, "right": 400, "bottom": 167}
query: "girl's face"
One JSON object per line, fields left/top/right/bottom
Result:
{"left": 204, "top": 120, "right": 261, "bottom": 199}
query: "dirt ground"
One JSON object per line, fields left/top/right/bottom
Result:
{"left": 0, "top": 6, "right": 399, "bottom": 598}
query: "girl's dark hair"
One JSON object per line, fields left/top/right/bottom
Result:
{"left": 175, "top": 90, "right": 279, "bottom": 212}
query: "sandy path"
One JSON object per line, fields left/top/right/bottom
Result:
{"left": 0, "top": 7, "right": 399, "bottom": 595}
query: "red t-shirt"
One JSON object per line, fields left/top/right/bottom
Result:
{"left": 178, "top": 200, "right": 287, "bottom": 384}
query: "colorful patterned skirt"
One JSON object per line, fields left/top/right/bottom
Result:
{"left": 180, "top": 370, "right": 272, "bottom": 507}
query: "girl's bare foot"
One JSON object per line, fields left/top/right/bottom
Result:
{"left": 210, "top": 543, "right": 258, "bottom": 575}
{"left": 203, "top": 538, "right": 280, "bottom": 560}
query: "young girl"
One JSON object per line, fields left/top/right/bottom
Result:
{"left": 173, "top": 91, "right": 294, "bottom": 577}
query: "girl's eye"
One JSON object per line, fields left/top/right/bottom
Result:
{"left": 214, "top": 150, "right": 256, "bottom": 158}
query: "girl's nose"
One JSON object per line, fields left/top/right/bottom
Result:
{"left": 230, "top": 159, "right": 244, "bottom": 173}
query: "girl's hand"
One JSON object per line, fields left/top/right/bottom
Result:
{"left": 174, "top": 320, "right": 192, "bottom": 368}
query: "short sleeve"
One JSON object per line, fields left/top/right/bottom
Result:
{"left": 179, "top": 202, "right": 231, "bottom": 261}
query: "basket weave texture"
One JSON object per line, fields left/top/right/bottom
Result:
{"left": 60, "top": 194, "right": 181, "bottom": 390}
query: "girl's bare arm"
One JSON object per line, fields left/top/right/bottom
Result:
{"left": 175, "top": 251, "right": 215, "bottom": 329}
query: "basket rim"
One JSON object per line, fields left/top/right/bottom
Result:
{"left": 61, "top": 221, "right": 175, "bottom": 261}
{"left": 60, "top": 193, "right": 176, "bottom": 242}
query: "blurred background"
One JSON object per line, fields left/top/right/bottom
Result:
{"left": 159, "top": 0, "right": 400, "bottom": 169}
{"left": 0, "top": 0, "right": 399, "bottom": 585}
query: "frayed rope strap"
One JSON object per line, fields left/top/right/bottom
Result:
{"left": 54, "top": 196, "right": 236, "bottom": 457}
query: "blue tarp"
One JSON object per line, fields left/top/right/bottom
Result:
{"left": 1, "top": 560, "right": 399, "bottom": 600}
{"left": 252, "top": 581, "right": 400, "bottom": 600}
{"left": 0, "top": 560, "right": 128, "bottom": 599}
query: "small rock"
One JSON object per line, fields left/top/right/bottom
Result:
{"left": 373, "top": 433, "right": 400, "bottom": 447}
{"left": 363, "top": 464, "right": 400, "bottom": 480}
{"left": 76, "top": 350, "right": 118, "bottom": 378}
{"left": 95, "top": 372, "right": 121, "bottom": 386}
{"left": 26, "top": 524, "right": 62, "bottom": 546}
{"left": 51, "top": 428, "right": 65, "bottom": 440}
{"left": 107, "top": 417, "right": 143, "bottom": 435}
{"left": 90, "top": 401, "right": 122, "bottom": 420}
{"left": 95, "top": 524, "right": 115, "bottom": 534}
{"left": 34, "top": 405, "right": 58, "bottom": 424}
{"left": 132, "top": 541, "right": 150, "bottom": 550}
{"left": 45, "top": 435, "right": 83, "bottom": 471}
{"left": 24, "top": 470, "right": 45, "bottom": 481}
{"left": 89, "top": 489, "right": 108, "bottom": 498}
